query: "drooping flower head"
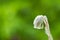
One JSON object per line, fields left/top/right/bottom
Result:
{"left": 33, "top": 15, "right": 53, "bottom": 40}
{"left": 33, "top": 15, "right": 44, "bottom": 29}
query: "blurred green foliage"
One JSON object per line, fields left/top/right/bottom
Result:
{"left": 0, "top": 0, "right": 60, "bottom": 40}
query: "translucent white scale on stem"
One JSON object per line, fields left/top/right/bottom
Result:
{"left": 33, "top": 15, "right": 53, "bottom": 40}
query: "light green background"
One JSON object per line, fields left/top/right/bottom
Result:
{"left": 0, "top": 0, "right": 60, "bottom": 40}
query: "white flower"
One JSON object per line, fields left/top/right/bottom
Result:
{"left": 33, "top": 15, "right": 44, "bottom": 29}
{"left": 33, "top": 15, "right": 53, "bottom": 40}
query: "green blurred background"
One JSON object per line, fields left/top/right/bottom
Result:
{"left": 0, "top": 0, "right": 60, "bottom": 40}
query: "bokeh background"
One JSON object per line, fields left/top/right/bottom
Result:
{"left": 0, "top": 0, "right": 60, "bottom": 40}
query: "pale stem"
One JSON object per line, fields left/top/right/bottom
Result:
{"left": 43, "top": 16, "right": 53, "bottom": 40}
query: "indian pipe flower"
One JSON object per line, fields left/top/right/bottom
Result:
{"left": 33, "top": 15, "right": 53, "bottom": 40}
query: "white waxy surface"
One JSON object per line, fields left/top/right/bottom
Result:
{"left": 33, "top": 15, "right": 53, "bottom": 40}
